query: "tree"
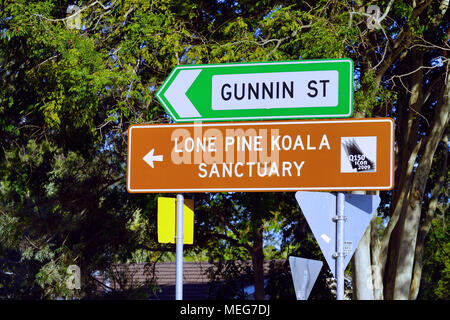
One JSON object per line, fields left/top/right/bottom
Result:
{"left": 417, "top": 213, "right": 450, "bottom": 300}
{"left": 195, "top": 192, "right": 289, "bottom": 300}
{"left": 187, "top": 0, "right": 449, "bottom": 300}
{"left": 0, "top": 0, "right": 171, "bottom": 298}
{"left": 344, "top": 0, "right": 449, "bottom": 300}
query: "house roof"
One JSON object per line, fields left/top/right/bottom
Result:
{"left": 100, "top": 260, "right": 279, "bottom": 300}
{"left": 150, "top": 261, "right": 214, "bottom": 300}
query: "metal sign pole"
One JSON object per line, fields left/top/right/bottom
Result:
{"left": 175, "top": 194, "right": 184, "bottom": 300}
{"left": 335, "top": 192, "right": 346, "bottom": 300}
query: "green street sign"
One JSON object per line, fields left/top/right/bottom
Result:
{"left": 156, "top": 59, "right": 353, "bottom": 122}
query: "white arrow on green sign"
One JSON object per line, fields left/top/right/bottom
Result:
{"left": 156, "top": 59, "right": 353, "bottom": 122}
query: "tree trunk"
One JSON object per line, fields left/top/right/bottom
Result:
{"left": 353, "top": 42, "right": 449, "bottom": 300}
{"left": 351, "top": 225, "right": 374, "bottom": 300}
{"left": 250, "top": 228, "right": 265, "bottom": 300}
{"left": 352, "top": 204, "right": 384, "bottom": 299}
{"left": 409, "top": 133, "right": 448, "bottom": 299}
{"left": 391, "top": 73, "right": 450, "bottom": 299}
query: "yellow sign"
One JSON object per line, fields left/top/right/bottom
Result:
{"left": 157, "top": 197, "right": 194, "bottom": 244}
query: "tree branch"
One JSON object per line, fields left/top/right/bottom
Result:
{"left": 203, "top": 206, "right": 252, "bottom": 252}
{"left": 33, "top": 0, "right": 117, "bottom": 23}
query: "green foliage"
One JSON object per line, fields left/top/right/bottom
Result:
{"left": 0, "top": 212, "right": 20, "bottom": 249}
{"left": 353, "top": 70, "right": 397, "bottom": 117}
{"left": 420, "top": 217, "right": 450, "bottom": 300}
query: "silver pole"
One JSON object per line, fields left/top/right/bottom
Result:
{"left": 175, "top": 194, "right": 184, "bottom": 300}
{"left": 336, "top": 192, "right": 345, "bottom": 300}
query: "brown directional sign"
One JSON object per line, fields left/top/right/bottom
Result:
{"left": 126, "top": 118, "right": 394, "bottom": 193}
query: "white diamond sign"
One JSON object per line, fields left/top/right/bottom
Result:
{"left": 295, "top": 191, "right": 380, "bottom": 277}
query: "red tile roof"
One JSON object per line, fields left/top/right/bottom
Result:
{"left": 97, "top": 260, "right": 278, "bottom": 300}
